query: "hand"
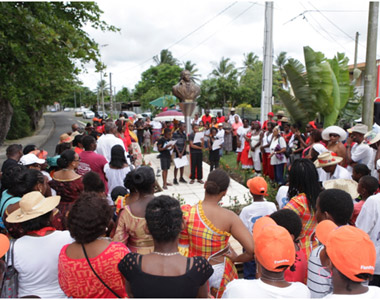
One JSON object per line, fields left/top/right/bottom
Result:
{"left": 223, "top": 249, "right": 238, "bottom": 263}
{"left": 179, "top": 154, "right": 183, "bottom": 159}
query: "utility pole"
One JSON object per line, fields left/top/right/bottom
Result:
{"left": 74, "top": 91, "right": 76, "bottom": 109}
{"left": 354, "top": 32, "right": 359, "bottom": 70}
{"left": 363, "top": 1, "right": 379, "bottom": 128}
{"left": 260, "top": 1, "right": 274, "bottom": 124}
{"left": 100, "top": 70, "right": 105, "bottom": 116}
{"left": 109, "top": 72, "right": 113, "bottom": 118}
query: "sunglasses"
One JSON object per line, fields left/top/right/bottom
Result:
{"left": 329, "top": 133, "right": 339, "bottom": 137}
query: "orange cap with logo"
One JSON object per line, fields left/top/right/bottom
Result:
{"left": 247, "top": 177, "right": 268, "bottom": 196}
{"left": 253, "top": 217, "right": 295, "bottom": 272}
{"left": 315, "top": 220, "right": 376, "bottom": 282}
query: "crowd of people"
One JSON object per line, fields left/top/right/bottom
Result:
{"left": 0, "top": 107, "right": 379, "bottom": 298}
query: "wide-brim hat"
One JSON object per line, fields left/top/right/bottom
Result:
{"left": 281, "top": 117, "right": 289, "bottom": 123}
{"left": 6, "top": 191, "right": 60, "bottom": 223}
{"left": 59, "top": 133, "right": 74, "bottom": 144}
{"left": 277, "top": 110, "right": 285, "bottom": 116}
{"left": 364, "top": 130, "right": 380, "bottom": 145}
{"left": 323, "top": 179, "right": 359, "bottom": 200}
{"left": 347, "top": 124, "right": 368, "bottom": 135}
{"left": 314, "top": 152, "right": 343, "bottom": 168}
{"left": 321, "top": 126, "right": 346, "bottom": 142}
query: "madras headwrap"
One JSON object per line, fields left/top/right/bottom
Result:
{"left": 178, "top": 202, "right": 238, "bottom": 298}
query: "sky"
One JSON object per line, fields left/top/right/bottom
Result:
{"left": 78, "top": 0, "right": 374, "bottom": 93}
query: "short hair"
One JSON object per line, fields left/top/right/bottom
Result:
{"left": 318, "top": 189, "right": 354, "bottom": 226}
{"left": 72, "top": 135, "right": 83, "bottom": 147}
{"left": 111, "top": 186, "right": 128, "bottom": 202}
{"left": 353, "top": 164, "right": 371, "bottom": 177}
{"left": 82, "top": 171, "right": 105, "bottom": 193}
{"left": 82, "top": 135, "right": 96, "bottom": 151}
{"left": 109, "top": 145, "right": 127, "bottom": 169}
{"left": 8, "top": 169, "right": 44, "bottom": 197}
{"left": 1, "top": 165, "right": 26, "bottom": 191}
{"left": 68, "top": 192, "right": 113, "bottom": 244}
{"left": 310, "top": 129, "right": 322, "bottom": 143}
{"left": 124, "top": 166, "right": 155, "bottom": 194}
{"left": 6, "top": 144, "right": 22, "bottom": 156}
{"left": 288, "top": 159, "right": 321, "bottom": 212}
{"left": 104, "top": 121, "right": 115, "bottom": 134}
{"left": 55, "top": 142, "right": 71, "bottom": 155}
{"left": 205, "top": 169, "right": 230, "bottom": 195}
{"left": 57, "top": 149, "right": 76, "bottom": 169}
{"left": 270, "top": 209, "right": 302, "bottom": 240}
{"left": 210, "top": 127, "right": 217, "bottom": 134}
{"left": 23, "top": 144, "right": 37, "bottom": 155}
{"left": 145, "top": 195, "right": 183, "bottom": 243}
{"left": 359, "top": 175, "right": 379, "bottom": 196}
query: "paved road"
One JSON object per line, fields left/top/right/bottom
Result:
{"left": 41, "top": 111, "right": 86, "bottom": 155}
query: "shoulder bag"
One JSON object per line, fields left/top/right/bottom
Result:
{"left": 1, "top": 239, "right": 18, "bottom": 298}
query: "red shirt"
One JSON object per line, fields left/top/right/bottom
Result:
{"left": 79, "top": 150, "right": 109, "bottom": 194}
{"left": 202, "top": 115, "right": 212, "bottom": 125}
{"left": 217, "top": 116, "right": 226, "bottom": 123}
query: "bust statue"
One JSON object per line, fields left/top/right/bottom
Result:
{"left": 172, "top": 70, "right": 200, "bottom": 103}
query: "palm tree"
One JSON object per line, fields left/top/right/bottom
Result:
{"left": 182, "top": 60, "right": 201, "bottom": 82}
{"left": 241, "top": 52, "right": 259, "bottom": 75}
{"left": 211, "top": 57, "right": 236, "bottom": 79}
{"left": 275, "top": 51, "right": 288, "bottom": 89}
{"left": 153, "top": 49, "right": 178, "bottom": 66}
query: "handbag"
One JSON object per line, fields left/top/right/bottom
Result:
{"left": 1, "top": 240, "right": 18, "bottom": 298}
{"left": 81, "top": 244, "right": 121, "bottom": 298}
{"left": 274, "top": 143, "right": 284, "bottom": 160}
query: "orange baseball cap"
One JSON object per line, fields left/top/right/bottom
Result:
{"left": 0, "top": 234, "right": 10, "bottom": 257}
{"left": 253, "top": 217, "right": 295, "bottom": 272}
{"left": 247, "top": 177, "right": 268, "bottom": 196}
{"left": 315, "top": 220, "right": 376, "bottom": 282}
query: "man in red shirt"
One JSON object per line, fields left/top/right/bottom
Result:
{"left": 216, "top": 111, "right": 225, "bottom": 123}
{"left": 202, "top": 109, "right": 212, "bottom": 126}
{"left": 262, "top": 112, "right": 275, "bottom": 130}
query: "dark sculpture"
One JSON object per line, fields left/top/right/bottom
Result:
{"left": 172, "top": 70, "right": 200, "bottom": 103}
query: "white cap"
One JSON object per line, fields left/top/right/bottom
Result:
{"left": 19, "top": 153, "right": 45, "bottom": 166}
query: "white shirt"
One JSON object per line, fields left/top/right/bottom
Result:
{"left": 276, "top": 185, "right": 289, "bottom": 209}
{"left": 228, "top": 113, "right": 242, "bottom": 124}
{"left": 262, "top": 132, "right": 273, "bottom": 153}
{"left": 236, "top": 126, "right": 250, "bottom": 153}
{"left": 216, "top": 128, "right": 225, "bottom": 143}
{"left": 13, "top": 230, "right": 74, "bottom": 298}
{"left": 151, "top": 120, "right": 162, "bottom": 129}
{"left": 239, "top": 201, "right": 277, "bottom": 233}
{"left": 104, "top": 163, "right": 133, "bottom": 201}
{"left": 270, "top": 136, "right": 287, "bottom": 165}
{"left": 191, "top": 118, "right": 201, "bottom": 125}
{"left": 222, "top": 278, "right": 311, "bottom": 298}
{"left": 324, "top": 286, "right": 380, "bottom": 298}
{"left": 348, "top": 142, "right": 373, "bottom": 173}
{"left": 317, "top": 165, "right": 352, "bottom": 182}
{"left": 96, "top": 133, "right": 126, "bottom": 162}
{"left": 356, "top": 193, "right": 380, "bottom": 274}
{"left": 307, "top": 245, "right": 333, "bottom": 298}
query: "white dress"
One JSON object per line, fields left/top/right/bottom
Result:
{"left": 104, "top": 163, "right": 133, "bottom": 198}
{"left": 249, "top": 133, "right": 262, "bottom": 171}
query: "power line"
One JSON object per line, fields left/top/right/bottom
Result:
{"left": 284, "top": 9, "right": 367, "bottom": 25}
{"left": 178, "top": 2, "right": 258, "bottom": 60}
{"left": 121, "top": 1, "right": 238, "bottom": 73}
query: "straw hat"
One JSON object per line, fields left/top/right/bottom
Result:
{"left": 321, "top": 126, "right": 346, "bottom": 142}
{"left": 6, "top": 191, "right": 60, "bottom": 223}
{"left": 281, "top": 117, "right": 289, "bottom": 123}
{"left": 59, "top": 133, "right": 74, "bottom": 144}
{"left": 314, "top": 152, "right": 343, "bottom": 168}
{"left": 323, "top": 179, "right": 359, "bottom": 200}
{"left": 277, "top": 110, "right": 285, "bottom": 116}
{"left": 347, "top": 124, "right": 368, "bottom": 135}
{"left": 364, "top": 130, "right": 380, "bottom": 145}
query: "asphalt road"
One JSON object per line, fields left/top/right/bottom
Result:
{"left": 41, "top": 111, "right": 87, "bottom": 155}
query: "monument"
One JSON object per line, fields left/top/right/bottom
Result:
{"left": 172, "top": 70, "right": 200, "bottom": 134}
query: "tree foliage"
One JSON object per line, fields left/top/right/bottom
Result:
{"left": 0, "top": 2, "right": 117, "bottom": 144}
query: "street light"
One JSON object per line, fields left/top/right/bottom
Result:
{"left": 99, "top": 44, "right": 108, "bottom": 117}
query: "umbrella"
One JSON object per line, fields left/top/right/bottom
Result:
{"left": 154, "top": 110, "right": 184, "bottom": 122}
{"left": 150, "top": 95, "right": 178, "bottom": 108}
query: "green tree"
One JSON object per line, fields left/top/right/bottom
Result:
{"left": 133, "top": 63, "right": 182, "bottom": 109}
{"left": 153, "top": 49, "right": 178, "bottom": 66}
{"left": 275, "top": 51, "right": 289, "bottom": 89}
{"left": 0, "top": 2, "right": 118, "bottom": 144}
{"left": 240, "top": 52, "right": 259, "bottom": 75}
{"left": 116, "top": 87, "right": 132, "bottom": 103}
{"left": 197, "top": 78, "right": 218, "bottom": 108}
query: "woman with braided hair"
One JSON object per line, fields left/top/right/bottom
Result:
{"left": 179, "top": 169, "right": 255, "bottom": 298}
{"left": 118, "top": 195, "right": 213, "bottom": 298}
{"left": 113, "top": 166, "right": 155, "bottom": 254}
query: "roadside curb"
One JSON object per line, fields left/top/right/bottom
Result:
{"left": 40, "top": 117, "right": 56, "bottom": 149}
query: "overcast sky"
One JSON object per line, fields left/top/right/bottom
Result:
{"left": 78, "top": 0, "right": 373, "bottom": 93}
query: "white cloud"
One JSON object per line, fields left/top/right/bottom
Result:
{"left": 78, "top": 0, "right": 375, "bottom": 92}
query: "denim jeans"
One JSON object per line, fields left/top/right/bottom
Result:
{"left": 274, "top": 163, "right": 285, "bottom": 185}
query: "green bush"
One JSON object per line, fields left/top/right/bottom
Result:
{"left": 6, "top": 106, "right": 32, "bottom": 140}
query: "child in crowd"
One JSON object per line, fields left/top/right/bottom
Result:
{"left": 351, "top": 163, "right": 371, "bottom": 183}
{"left": 143, "top": 128, "right": 151, "bottom": 154}
{"left": 307, "top": 188, "right": 354, "bottom": 298}
{"left": 189, "top": 124, "right": 204, "bottom": 184}
{"left": 356, "top": 183, "right": 380, "bottom": 287}
{"left": 239, "top": 177, "right": 277, "bottom": 279}
{"left": 270, "top": 209, "right": 307, "bottom": 283}
{"left": 223, "top": 217, "right": 310, "bottom": 298}
{"left": 209, "top": 127, "right": 221, "bottom": 171}
{"left": 350, "top": 175, "right": 378, "bottom": 224}
{"left": 315, "top": 220, "right": 380, "bottom": 298}
{"left": 157, "top": 128, "right": 174, "bottom": 190}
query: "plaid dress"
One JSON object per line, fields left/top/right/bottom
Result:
{"left": 284, "top": 193, "right": 318, "bottom": 260}
{"left": 179, "top": 202, "right": 238, "bottom": 298}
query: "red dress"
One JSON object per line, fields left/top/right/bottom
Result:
{"left": 240, "top": 131, "right": 253, "bottom": 168}
{"left": 58, "top": 242, "right": 129, "bottom": 298}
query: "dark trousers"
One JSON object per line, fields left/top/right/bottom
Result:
{"left": 209, "top": 149, "right": 220, "bottom": 172}
{"left": 232, "top": 135, "right": 237, "bottom": 151}
{"left": 370, "top": 274, "right": 380, "bottom": 287}
{"left": 190, "top": 152, "right": 203, "bottom": 180}
{"left": 274, "top": 163, "right": 285, "bottom": 185}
